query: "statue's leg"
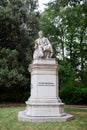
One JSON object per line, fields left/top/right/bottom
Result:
{"left": 44, "top": 51, "right": 50, "bottom": 59}
{"left": 50, "top": 52, "right": 53, "bottom": 58}
{"left": 47, "top": 52, "right": 49, "bottom": 58}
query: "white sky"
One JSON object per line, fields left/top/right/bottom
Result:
{"left": 38, "top": 0, "right": 51, "bottom": 12}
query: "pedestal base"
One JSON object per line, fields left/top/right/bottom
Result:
{"left": 18, "top": 111, "right": 74, "bottom": 122}
{"left": 18, "top": 99, "right": 74, "bottom": 122}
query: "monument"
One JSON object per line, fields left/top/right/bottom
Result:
{"left": 18, "top": 31, "right": 74, "bottom": 122}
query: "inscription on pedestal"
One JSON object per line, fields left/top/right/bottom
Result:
{"left": 37, "top": 82, "right": 55, "bottom": 87}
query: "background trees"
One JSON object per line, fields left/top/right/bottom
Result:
{"left": 40, "top": 0, "right": 87, "bottom": 104}
{"left": 0, "top": 0, "right": 87, "bottom": 104}
{"left": 0, "top": 0, "right": 39, "bottom": 102}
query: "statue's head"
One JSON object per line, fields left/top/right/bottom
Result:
{"left": 38, "top": 31, "right": 44, "bottom": 38}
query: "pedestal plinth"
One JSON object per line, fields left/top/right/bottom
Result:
{"left": 18, "top": 59, "right": 74, "bottom": 122}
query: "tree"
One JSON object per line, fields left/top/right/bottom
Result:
{"left": 0, "top": 0, "right": 39, "bottom": 102}
{"left": 40, "top": 0, "right": 87, "bottom": 86}
{"left": 62, "top": 4, "right": 87, "bottom": 81}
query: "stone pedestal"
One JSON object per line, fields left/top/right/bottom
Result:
{"left": 18, "top": 59, "right": 74, "bottom": 122}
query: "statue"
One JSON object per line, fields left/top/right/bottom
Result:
{"left": 33, "top": 31, "right": 53, "bottom": 59}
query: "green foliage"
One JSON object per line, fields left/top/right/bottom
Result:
{"left": 40, "top": 1, "right": 87, "bottom": 105}
{"left": 60, "top": 85, "right": 87, "bottom": 105}
{"left": 0, "top": 48, "right": 28, "bottom": 88}
{"left": 0, "top": 0, "right": 39, "bottom": 102}
{"left": 40, "top": 1, "right": 87, "bottom": 91}
{"left": 59, "top": 58, "right": 75, "bottom": 88}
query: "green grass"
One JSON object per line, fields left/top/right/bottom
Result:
{"left": 0, "top": 107, "right": 87, "bottom": 130}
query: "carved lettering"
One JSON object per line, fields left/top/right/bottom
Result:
{"left": 37, "top": 82, "right": 55, "bottom": 87}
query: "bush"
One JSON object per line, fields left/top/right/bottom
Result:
{"left": 60, "top": 81, "right": 87, "bottom": 105}
{"left": 0, "top": 87, "right": 30, "bottom": 103}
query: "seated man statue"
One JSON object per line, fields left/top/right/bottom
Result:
{"left": 33, "top": 31, "right": 53, "bottom": 59}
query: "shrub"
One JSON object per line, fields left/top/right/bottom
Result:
{"left": 60, "top": 81, "right": 87, "bottom": 105}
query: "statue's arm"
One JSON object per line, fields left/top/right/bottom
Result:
{"left": 45, "top": 38, "right": 51, "bottom": 46}
{"left": 45, "top": 38, "right": 50, "bottom": 44}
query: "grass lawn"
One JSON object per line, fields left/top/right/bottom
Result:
{"left": 0, "top": 107, "right": 87, "bottom": 130}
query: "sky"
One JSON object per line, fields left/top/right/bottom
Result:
{"left": 38, "top": 0, "right": 51, "bottom": 12}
